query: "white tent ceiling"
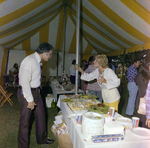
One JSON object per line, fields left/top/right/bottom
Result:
{"left": 0, "top": 0, "right": 150, "bottom": 56}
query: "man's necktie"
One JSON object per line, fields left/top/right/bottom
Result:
{"left": 40, "top": 61, "right": 43, "bottom": 89}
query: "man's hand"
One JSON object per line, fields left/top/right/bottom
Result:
{"left": 146, "top": 118, "right": 150, "bottom": 128}
{"left": 77, "top": 67, "right": 84, "bottom": 75}
{"left": 27, "top": 101, "right": 36, "bottom": 110}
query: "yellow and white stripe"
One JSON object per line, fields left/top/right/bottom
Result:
{"left": 0, "top": 0, "right": 150, "bottom": 84}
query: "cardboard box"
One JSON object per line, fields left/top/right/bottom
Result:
{"left": 51, "top": 124, "right": 73, "bottom": 148}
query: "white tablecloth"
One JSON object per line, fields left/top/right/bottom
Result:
{"left": 57, "top": 95, "right": 150, "bottom": 148}
{"left": 51, "top": 80, "right": 84, "bottom": 102}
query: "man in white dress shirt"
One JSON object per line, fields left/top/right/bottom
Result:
{"left": 17, "top": 42, "right": 54, "bottom": 148}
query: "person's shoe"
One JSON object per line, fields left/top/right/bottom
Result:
{"left": 45, "top": 139, "right": 54, "bottom": 144}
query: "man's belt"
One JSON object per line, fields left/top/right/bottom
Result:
{"left": 19, "top": 86, "right": 40, "bottom": 91}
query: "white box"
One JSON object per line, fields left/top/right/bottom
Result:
{"left": 45, "top": 94, "right": 55, "bottom": 108}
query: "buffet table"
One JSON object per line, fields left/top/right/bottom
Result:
{"left": 51, "top": 80, "right": 84, "bottom": 102}
{"left": 57, "top": 95, "right": 150, "bottom": 148}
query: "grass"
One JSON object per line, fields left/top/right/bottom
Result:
{"left": 0, "top": 87, "right": 58, "bottom": 148}
{"left": 0, "top": 85, "right": 131, "bottom": 148}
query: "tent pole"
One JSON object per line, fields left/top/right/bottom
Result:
{"left": 75, "top": 0, "right": 80, "bottom": 95}
{"left": 61, "top": 4, "right": 66, "bottom": 79}
{"left": 57, "top": 51, "right": 59, "bottom": 76}
{"left": 5, "top": 48, "right": 10, "bottom": 75}
{"left": 120, "top": 48, "right": 126, "bottom": 95}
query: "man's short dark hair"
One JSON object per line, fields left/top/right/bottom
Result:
{"left": 132, "top": 58, "right": 140, "bottom": 64}
{"left": 88, "top": 56, "right": 94, "bottom": 62}
{"left": 72, "top": 59, "right": 76, "bottom": 65}
{"left": 14, "top": 63, "right": 18, "bottom": 67}
{"left": 82, "top": 60, "right": 87, "bottom": 63}
{"left": 35, "top": 42, "right": 54, "bottom": 54}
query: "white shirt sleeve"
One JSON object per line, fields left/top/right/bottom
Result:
{"left": 81, "top": 68, "right": 98, "bottom": 81}
{"left": 101, "top": 68, "right": 120, "bottom": 90}
{"left": 19, "top": 59, "right": 34, "bottom": 102}
{"left": 81, "top": 68, "right": 120, "bottom": 90}
{"left": 20, "top": 67, "right": 34, "bottom": 102}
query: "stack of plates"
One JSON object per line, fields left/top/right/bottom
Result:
{"left": 81, "top": 112, "right": 104, "bottom": 140}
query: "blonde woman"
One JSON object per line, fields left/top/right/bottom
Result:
{"left": 77, "top": 54, "right": 120, "bottom": 111}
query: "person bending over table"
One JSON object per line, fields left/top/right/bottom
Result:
{"left": 17, "top": 42, "right": 54, "bottom": 148}
{"left": 77, "top": 54, "right": 120, "bottom": 112}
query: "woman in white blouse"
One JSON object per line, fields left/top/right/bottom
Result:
{"left": 77, "top": 54, "right": 120, "bottom": 111}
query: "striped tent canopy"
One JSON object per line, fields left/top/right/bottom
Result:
{"left": 0, "top": 0, "right": 150, "bottom": 85}
{"left": 1, "top": 0, "right": 150, "bottom": 56}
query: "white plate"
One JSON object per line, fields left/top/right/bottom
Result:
{"left": 131, "top": 127, "right": 150, "bottom": 139}
{"left": 116, "top": 117, "right": 132, "bottom": 128}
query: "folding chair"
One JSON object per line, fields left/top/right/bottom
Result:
{"left": 0, "top": 85, "right": 13, "bottom": 107}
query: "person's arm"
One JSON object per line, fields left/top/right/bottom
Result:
{"left": 13, "top": 69, "right": 18, "bottom": 74}
{"left": 100, "top": 68, "right": 120, "bottom": 89}
{"left": 145, "top": 81, "right": 150, "bottom": 128}
{"left": 77, "top": 67, "right": 84, "bottom": 75}
{"left": 146, "top": 119, "right": 150, "bottom": 128}
{"left": 19, "top": 63, "right": 36, "bottom": 110}
{"left": 9, "top": 70, "right": 15, "bottom": 77}
{"left": 77, "top": 67, "right": 98, "bottom": 81}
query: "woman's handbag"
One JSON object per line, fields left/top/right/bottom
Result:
{"left": 137, "top": 96, "right": 146, "bottom": 115}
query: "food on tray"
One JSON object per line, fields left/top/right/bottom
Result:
{"left": 67, "top": 102, "right": 75, "bottom": 106}
{"left": 70, "top": 106, "right": 84, "bottom": 111}
{"left": 62, "top": 98, "right": 73, "bottom": 102}
{"left": 82, "top": 101, "right": 93, "bottom": 107}
{"left": 88, "top": 103, "right": 109, "bottom": 114}
{"left": 91, "top": 99, "right": 99, "bottom": 103}
{"left": 79, "top": 94, "right": 88, "bottom": 99}
{"left": 97, "top": 103, "right": 104, "bottom": 107}
{"left": 79, "top": 94, "right": 98, "bottom": 99}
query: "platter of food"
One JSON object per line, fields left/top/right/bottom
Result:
{"left": 61, "top": 98, "right": 73, "bottom": 102}
{"left": 69, "top": 105, "right": 85, "bottom": 111}
{"left": 62, "top": 94, "right": 103, "bottom": 113}
{"left": 79, "top": 94, "right": 98, "bottom": 100}
{"left": 88, "top": 103, "right": 109, "bottom": 114}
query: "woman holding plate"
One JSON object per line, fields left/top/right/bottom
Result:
{"left": 77, "top": 54, "right": 120, "bottom": 112}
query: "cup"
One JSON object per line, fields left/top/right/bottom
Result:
{"left": 76, "top": 115, "right": 82, "bottom": 124}
{"left": 109, "top": 107, "right": 115, "bottom": 117}
{"left": 132, "top": 117, "right": 140, "bottom": 128}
